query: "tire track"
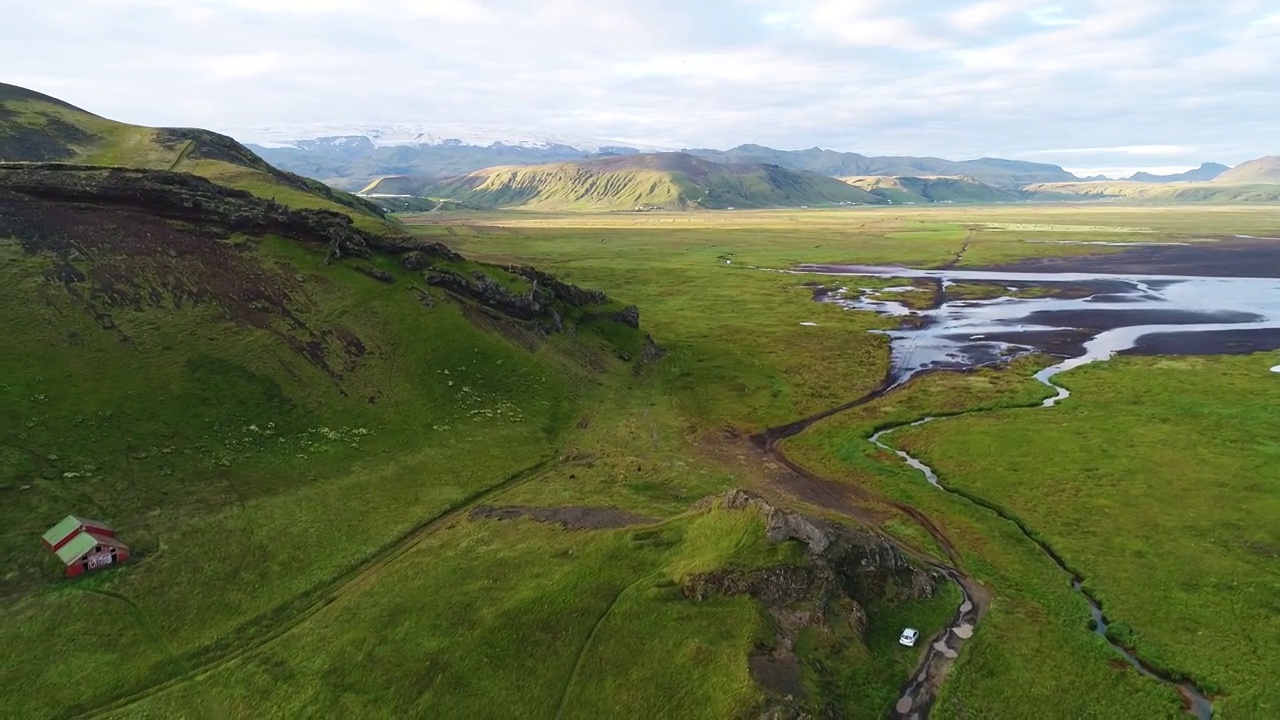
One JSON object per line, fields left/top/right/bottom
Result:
{"left": 166, "top": 140, "right": 195, "bottom": 172}
{"left": 554, "top": 579, "right": 645, "bottom": 719}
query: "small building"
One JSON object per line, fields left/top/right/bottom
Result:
{"left": 41, "top": 515, "right": 130, "bottom": 577}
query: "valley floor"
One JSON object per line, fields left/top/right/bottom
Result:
{"left": 5, "top": 203, "right": 1280, "bottom": 718}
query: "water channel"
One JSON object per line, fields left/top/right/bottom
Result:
{"left": 796, "top": 262, "right": 1280, "bottom": 718}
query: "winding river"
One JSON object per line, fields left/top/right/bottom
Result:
{"left": 795, "top": 261, "right": 1280, "bottom": 719}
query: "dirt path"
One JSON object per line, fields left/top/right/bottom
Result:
{"left": 166, "top": 140, "right": 195, "bottom": 172}
{"left": 554, "top": 579, "right": 646, "bottom": 719}
{"left": 78, "top": 458, "right": 559, "bottom": 720}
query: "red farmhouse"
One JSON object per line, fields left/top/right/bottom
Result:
{"left": 41, "top": 515, "right": 130, "bottom": 577}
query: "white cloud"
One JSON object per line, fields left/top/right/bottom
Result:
{"left": 0, "top": 0, "right": 1274, "bottom": 167}
{"left": 1025, "top": 145, "right": 1193, "bottom": 156}
{"left": 1028, "top": 5, "right": 1080, "bottom": 26}
{"left": 949, "top": 0, "right": 1023, "bottom": 33}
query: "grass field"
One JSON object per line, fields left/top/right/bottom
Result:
{"left": 402, "top": 203, "right": 1280, "bottom": 718}
{"left": 893, "top": 354, "right": 1280, "bottom": 717}
{"left": 7, "top": 201, "right": 1280, "bottom": 717}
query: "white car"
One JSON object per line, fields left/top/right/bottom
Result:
{"left": 899, "top": 628, "right": 921, "bottom": 647}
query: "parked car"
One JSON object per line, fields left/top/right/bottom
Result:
{"left": 899, "top": 628, "right": 921, "bottom": 647}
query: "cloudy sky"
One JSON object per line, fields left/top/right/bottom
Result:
{"left": 4, "top": 0, "right": 1277, "bottom": 176}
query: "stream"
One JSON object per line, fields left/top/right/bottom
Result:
{"left": 792, "top": 262, "right": 1280, "bottom": 718}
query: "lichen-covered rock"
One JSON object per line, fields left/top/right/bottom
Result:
{"left": 511, "top": 266, "right": 610, "bottom": 306}
{"left": 765, "top": 508, "right": 832, "bottom": 554}
{"left": 356, "top": 266, "right": 395, "bottom": 283}
{"left": 612, "top": 304, "right": 641, "bottom": 328}
{"left": 400, "top": 250, "right": 429, "bottom": 270}
{"left": 693, "top": 489, "right": 941, "bottom": 603}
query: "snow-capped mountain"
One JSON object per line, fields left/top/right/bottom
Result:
{"left": 222, "top": 123, "right": 670, "bottom": 153}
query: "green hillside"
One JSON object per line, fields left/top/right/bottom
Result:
{"left": 842, "top": 175, "right": 1021, "bottom": 204}
{"left": 358, "top": 174, "right": 423, "bottom": 195}
{"left": 415, "top": 152, "right": 884, "bottom": 210}
{"left": 0, "top": 82, "right": 396, "bottom": 235}
{"left": 688, "top": 145, "right": 1078, "bottom": 187}
{"left": 1024, "top": 179, "right": 1280, "bottom": 202}
{"left": 2, "top": 87, "right": 959, "bottom": 719}
{"left": 1214, "top": 155, "right": 1280, "bottom": 183}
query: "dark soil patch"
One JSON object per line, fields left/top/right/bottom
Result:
{"left": 749, "top": 653, "right": 807, "bottom": 700}
{"left": 981, "top": 238, "right": 1280, "bottom": 278}
{"left": 1120, "top": 327, "right": 1280, "bottom": 356}
{"left": 948, "top": 329, "right": 1093, "bottom": 358}
{"left": 1019, "top": 308, "right": 1262, "bottom": 331}
{"left": 468, "top": 505, "right": 656, "bottom": 530}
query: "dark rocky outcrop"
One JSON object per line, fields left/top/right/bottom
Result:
{"left": 424, "top": 263, "right": 634, "bottom": 336}
{"left": 356, "top": 266, "right": 395, "bottom": 284}
{"left": 699, "top": 489, "right": 940, "bottom": 603}
{"left": 0, "top": 164, "right": 399, "bottom": 261}
{"left": 400, "top": 250, "right": 432, "bottom": 270}
{"left": 152, "top": 127, "right": 389, "bottom": 219}
{"left": 640, "top": 334, "right": 667, "bottom": 364}
{"left": 0, "top": 163, "right": 655, "bottom": 354}
{"left": 685, "top": 490, "right": 942, "bottom": 719}
{"left": 509, "top": 266, "right": 610, "bottom": 306}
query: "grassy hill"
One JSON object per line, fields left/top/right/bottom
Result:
{"left": 842, "top": 175, "right": 1021, "bottom": 204}
{"left": 0, "top": 82, "right": 396, "bottom": 235}
{"left": 1214, "top": 155, "right": 1280, "bottom": 183}
{"left": 2, "top": 87, "right": 962, "bottom": 719}
{"left": 1023, "top": 179, "right": 1280, "bottom": 202}
{"left": 688, "top": 145, "right": 1077, "bottom": 188}
{"left": 415, "top": 152, "right": 885, "bottom": 210}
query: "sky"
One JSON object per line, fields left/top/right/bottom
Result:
{"left": 3, "top": 0, "right": 1277, "bottom": 177}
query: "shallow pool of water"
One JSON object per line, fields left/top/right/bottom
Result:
{"left": 800, "top": 264, "right": 1280, "bottom": 384}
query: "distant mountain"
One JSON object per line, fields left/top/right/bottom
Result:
{"left": 1126, "top": 163, "right": 1229, "bottom": 183}
{"left": 686, "top": 145, "right": 1078, "bottom": 188}
{"left": 230, "top": 123, "right": 667, "bottom": 191}
{"left": 243, "top": 140, "right": 610, "bottom": 191}
{"left": 229, "top": 122, "right": 668, "bottom": 153}
{"left": 223, "top": 126, "right": 1081, "bottom": 192}
{"left": 841, "top": 175, "right": 1021, "bottom": 204}
{"left": 1214, "top": 156, "right": 1280, "bottom": 184}
{"left": 410, "top": 152, "right": 885, "bottom": 210}
{"left": 1023, "top": 181, "right": 1280, "bottom": 203}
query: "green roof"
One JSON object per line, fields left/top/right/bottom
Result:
{"left": 54, "top": 532, "right": 100, "bottom": 564}
{"left": 42, "top": 516, "right": 83, "bottom": 547}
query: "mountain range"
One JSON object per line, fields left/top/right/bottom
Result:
{"left": 1125, "top": 162, "right": 1229, "bottom": 183}
{"left": 239, "top": 127, "right": 1082, "bottom": 192}
{"left": 396, "top": 152, "right": 882, "bottom": 210}
{"left": 235, "top": 125, "right": 1277, "bottom": 209}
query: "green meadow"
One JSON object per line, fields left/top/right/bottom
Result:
{"left": 6, "top": 201, "right": 1280, "bottom": 718}
{"left": 408, "top": 204, "right": 1280, "bottom": 717}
